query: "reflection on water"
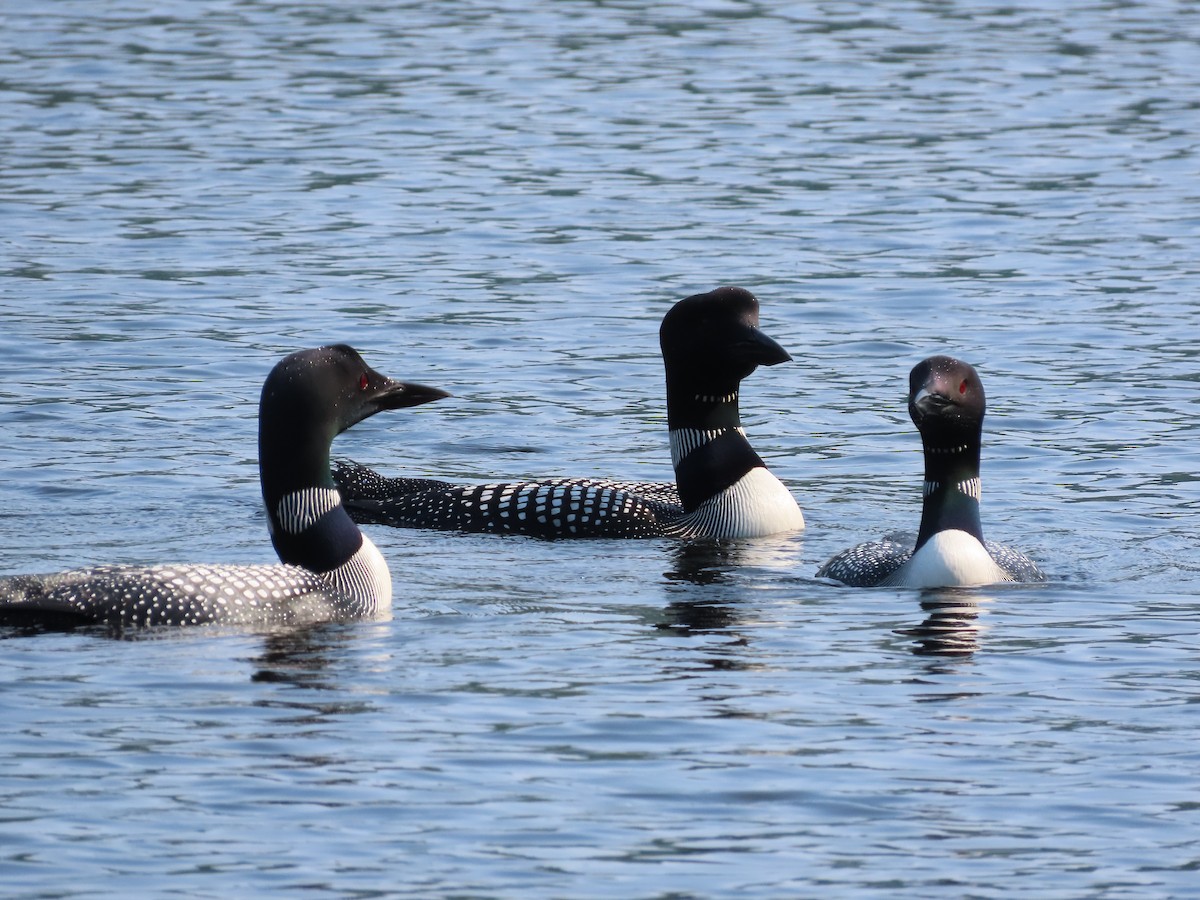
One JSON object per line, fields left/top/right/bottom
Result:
{"left": 897, "top": 589, "right": 990, "bottom": 658}
{"left": 663, "top": 540, "right": 743, "bottom": 588}
{"left": 659, "top": 535, "right": 805, "bottom": 635}
{"left": 250, "top": 625, "right": 349, "bottom": 689}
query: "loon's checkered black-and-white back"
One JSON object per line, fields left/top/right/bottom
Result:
{"left": 340, "top": 469, "right": 684, "bottom": 539}
{"left": 0, "top": 561, "right": 363, "bottom": 629}
{"left": 336, "top": 449, "right": 804, "bottom": 540}
{"left": 333, "top": 286, "right": 806, "bottom": 540}
{"left": 0, "top": 346, "right": 448, "bottom": 630}
{"left": 817, "top": 355, "right": 1044, "bottom": 588}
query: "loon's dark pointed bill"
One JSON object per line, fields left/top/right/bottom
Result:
{"left": 735, "top": 327, "right": 792, "bottom": 367}
{"left": 912, "top": 387, "right": 952, "bottom": 414}
{"left": 374, "top": 380, "right": 451, "bottom": 410}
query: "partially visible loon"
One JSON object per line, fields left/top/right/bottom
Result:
{"left": 0, "top": 345, "right": 448, "bottom": 629}
{"left": 333, "top": 286, "right": 805, "bottom": 539}
{"left": 816, "top": 354, "right": 1044, "bottom": 588}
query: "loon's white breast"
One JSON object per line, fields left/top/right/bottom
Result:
{"left": 690, "top": 466, "right": 805, "bottom": 538}
{"left": 886, "top": 529, "right": 1009, "bottom": 588}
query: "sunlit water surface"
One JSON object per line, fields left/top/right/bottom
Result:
{"left": 2, "top": 1, "right": 1199, "bottom": 897}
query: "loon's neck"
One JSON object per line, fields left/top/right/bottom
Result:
{"left": 914, "top": 437, "right": 984, "bottom": 552}
{"left": 666, "top": 383, "right": 765, "bottom": 513}
{"left": 259, "top": 425, "right": 365, "bottom": 576}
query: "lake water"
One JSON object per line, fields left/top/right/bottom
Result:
{"left": 2, "top": 1, "right": 1199, "bottom": 896}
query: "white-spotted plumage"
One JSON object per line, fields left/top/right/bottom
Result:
{"left": 0, "top": 563, "right": 364, "bottom": 629}
{"left": 818, "top": 533, "right": 1036, "bottom": 589}
{"left": 337, "top": 470, "right": 681, "bottom": 539}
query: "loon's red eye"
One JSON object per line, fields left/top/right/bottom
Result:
{"left": 359, "top": 373, "right": 369, "bottom": 391}
{"left": 959, "top": 379, "right": 968, "bottom": 395}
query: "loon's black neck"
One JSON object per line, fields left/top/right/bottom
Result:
{"left": 655, "top": 286, "right": 791, "bottom": 515}
{"left": 259, "top": 410, "right": 362, "bottom": 575}
{"left": 914, "top": 436, "right": 984, "bottom": 552}
{"left": 666, "top": 381, "right": 765, "bottom": 513}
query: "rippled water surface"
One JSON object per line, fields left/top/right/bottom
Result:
{"left": 2, "top": 1, "right": 1199, "bottom": 896}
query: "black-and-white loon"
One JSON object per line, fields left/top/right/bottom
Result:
{"left": 0, "top": 345, "right": 448, "bottom": 629}
{"left": 817, "top": 354, "right": 1044, "bottom": 588}
{"left": 333, "top": 286, "right": 805, "bottom": 539}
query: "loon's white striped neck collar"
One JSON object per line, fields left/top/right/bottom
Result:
{"left": 669, "top": 425, "right": 747, "bottom": 469}
{"left": 910, "top": 357, "right": 992, "bottom": 555}
{"left": 923, "top": 477, "right": 981, "bottom": 500}
{"left": 694, "top": 390, "right": 738, "bottom": 405}
{"left": 920, "top": 437, "right": 983, "bottom": 485}
{"left": 267, "top": 485, "right": 365, "bottom": 575}
{"left": 668, "top": 423, "right": 767, "bottom": 512}
{"left": 916, "top": 457, "right": 985, "bottom": 551}
{"left": 264, "top": 485, "right": 392, "bottom": 611}
{"left": 664, "top": 380, "right": 769, "bottom": 512}
{"left": 925, "top": 443, "right": 971, "bottom": 456}
{"left": 272, "top": 486, "right": 343, "bottom": 536}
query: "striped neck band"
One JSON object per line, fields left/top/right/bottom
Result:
{"left": 694, "top": 391, "right": 738, "bottom": 405}
{"left": 275, "top": 487, "right": 343, "bottom": 535}
{"left": 923, "top": 477, "right": 981, "bottom": 500}
{"left": 670, "top": 426, "right": 746, "bottom": 468}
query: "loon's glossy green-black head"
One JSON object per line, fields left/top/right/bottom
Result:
{"left": 258, "top": 344, "right": 449, "bottom": 510}
{"left": 660, "top": 286, "right": 791, "bottom": 386}
{"left": 261, "top": 344, "right": 449, "bottom": 439}
{"left": 908, "top": 354, "right": 986, "bottom": 436}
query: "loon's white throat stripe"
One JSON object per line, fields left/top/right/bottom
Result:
{"left": 694, "top": 391, "right": 738, "bottom": 405}
{"left": 928, "top": 444, "right": 971, "bottom": 456}
{"left": 276, "top": 487, "right": 343, "bottom": 534}
{"left": 670, "top": 426, "right": 747, "bottom": 468}
{"left": 923, "top": 477, "right": 981, "bottom": 500}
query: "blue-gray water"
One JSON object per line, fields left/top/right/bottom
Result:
{"left": 2, "top": 1, "right": 1199, "bottom": 896}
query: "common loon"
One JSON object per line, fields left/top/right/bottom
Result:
{"left": 0, "top": 345, "right": 448, "bottom": 629}
{"left": 816, "top": 354, "right": 1044, "bottom": 588}
{"left": 333, "top": 286, "right": 805, "bottom": 539}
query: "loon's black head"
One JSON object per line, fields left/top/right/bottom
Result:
{"left": 662, "top": 289, "right": 792, "bottom": 427}
{"left": 660, "top": 286, "right": 791, "bottom": 392}
{"left": 262, "top": 344, "right": 447, "bottom": 434}
{"left": 258, "top": 345, "right": 449, "bottom": 504}
{"left": 908, "top": 354, "right": 986, "bottom": 448}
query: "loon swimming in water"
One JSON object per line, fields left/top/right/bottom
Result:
{"left": 333, "top": 286, "right": 805, "bottom": 539}
{"left": 816, "top": 354, "right": 1044, "bottom": 588}
{"left": 0, "top": 345, "right": 448, "bottom": 629}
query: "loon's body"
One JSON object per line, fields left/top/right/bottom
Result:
{"left": 0, "top": 346, "right": 448, "bottom": 629}
{"left": 333, "top": 286, "right": 805, "bottom": 540}
{"left": 817, "top": 355, "right": 1043, "bottom": 588}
